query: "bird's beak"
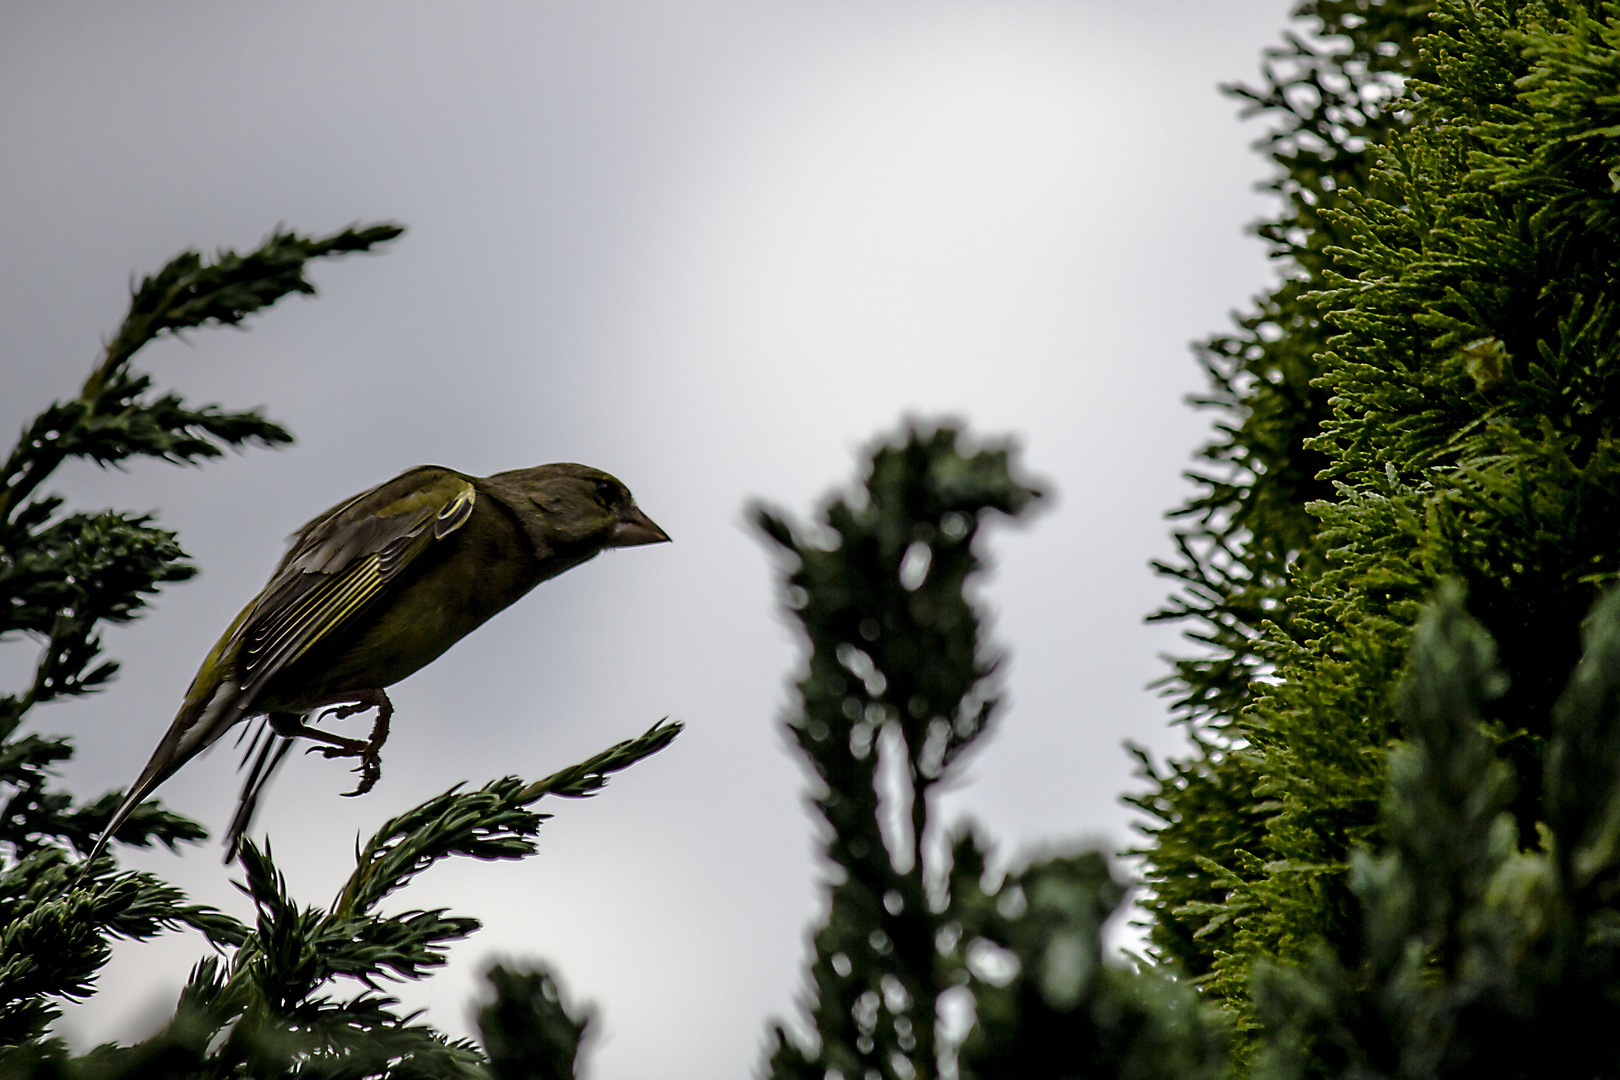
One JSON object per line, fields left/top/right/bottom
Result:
{"left": 610, "top": 505, "right": 671, "bottom": 547}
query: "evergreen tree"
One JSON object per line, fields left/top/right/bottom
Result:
{"left": 20, "top": 4, "right": 1620, "bottom": 1074}
{"left": 20, "top": 730, "right": 670, "bottom": 1079}
{"left": 1134, "top": 0, "right": 1433, "bottom": 992}
{"left": 758, "top": 426, "right": 1229, "bottom": 1080}
{"left": 1250, "top": 584, "right": 1620, "bottom": 1080}
{"left": 751, "top": 418, "right": 1620, "bottom": 1079}
{"left": 1139, "top": 0, "right": 1620, "bottom": 1059}
{"left": 0, "top": 224, "right": 402, "bottom": 1044}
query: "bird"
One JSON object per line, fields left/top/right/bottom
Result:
{"left": 84, "top": 462, "right": 669, "bottom": 866}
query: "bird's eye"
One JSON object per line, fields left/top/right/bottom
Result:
{"left": 593, "top": 479, "right": 618, "bottom": 507}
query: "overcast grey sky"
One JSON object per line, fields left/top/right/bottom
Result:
{"left": 3, "top": 2, "right": 1293, "bottom": 1075}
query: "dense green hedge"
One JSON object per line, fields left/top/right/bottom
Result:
{"left": 1140, "top": 0, "right": 1620, "bottom": 1065}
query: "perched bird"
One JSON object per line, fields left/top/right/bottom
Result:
{"left": 86, "top": 463, "right": 669, "bottom": 865}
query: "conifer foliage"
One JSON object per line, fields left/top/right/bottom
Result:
{"left": 1249, "top": 584, "right": 1620, "bottom": 1080}
{"left": 0, "top": 228, "right": 678, "bottom": 1077}
{"left": 756, "top": 428, "right": 1229, "bottom": 1080}
{"left": 1139, "top": 0, "right": 1620, "bottom": 1063}
{"left": 17, "top": 3, "right": 1620, "bottom": 1075}
{"left": 50, "top": 728, "right": 672, "bottom": 1079}
{"left": 0, "top": 224, "right": 402, "bottom": 1045}
{"left": 1136, "top": 0, "right": 1434, "bottom": 985}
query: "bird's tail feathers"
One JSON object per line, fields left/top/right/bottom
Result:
{"left": 81, "top": 680, "right": 250, "bottom": 872}
{"left": 224, "top": 718, "right": 295, "bottom": 863}
{"left": 81, "top": 769, "right": 164, "bottom": 870}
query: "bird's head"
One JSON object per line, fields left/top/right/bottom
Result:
{"left": 482, "top": 463, "right": 670, "bottom": 556}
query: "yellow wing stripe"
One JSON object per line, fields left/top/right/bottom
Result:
{"left": 246, "top": 560, "right": 374, "bottom": 665}
{"left": 296, "top": 564, "right": 387, "bottom": 663}
{"left": 237, "top": 477, "right": 475, "bottom": 696}
{"left": 247, "top": 566, "right": 379, "bottom": 684}
{"left": 243, "top": 556, "right": 386, "bottom": 690}
{"left": 250, "top": 572, "right": 356, "bottom": 655}
{"left": 275, "top": 559, "right": 382, "bottom": 659}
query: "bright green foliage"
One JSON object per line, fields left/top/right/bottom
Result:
{"left": 1151, "top": 0, "right": 1431, "bottom": 723}
{"left": 1140, "top": 0, "right": 1620, "bottom": 1054}
{"left": 1136, "top": 0, "right": 1434, "bottom": 981}
{"left": 25, "top": 1, "right": 1620, "bottom": 1068}
{"left": 758, "top": 427, "right": 1229, "bottom": 1080}
{"left": 0, "top": 225, "right": 402, "bottom": 1042}
{"left": 1252, "top": 585, "right": 1620, "bottom": 1080}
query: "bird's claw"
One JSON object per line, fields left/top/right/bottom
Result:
{"left": 320, "top": 700, "right": 373, "bottom": 722}
{"left": 302, "top": 690, "right": 393, "bottom": 797}
{"left": 306, "top": 737, "right": 367, "bottom": 758}
{"left": 342, "top": 749, "right": 382, "bottom": 797}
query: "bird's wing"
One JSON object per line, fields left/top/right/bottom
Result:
{"left": 83, "top": 468, "right": 476, "bottom": 868}
{"left": 232, "top": 467, "right": 478, "bottom": 700}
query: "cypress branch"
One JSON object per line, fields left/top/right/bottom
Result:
{"left": 0, "top": 224, "right": 399, "bottom": 1050}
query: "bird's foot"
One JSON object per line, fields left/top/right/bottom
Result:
{"left": 307, "top": 736, "right": 368, "bottom": 758}
{"left": 307, "top": 689, "right": 394, "bottom": 797}
{"left": 300, "top": 731, "right": 382, "bottom": 796}
{"left": 343, "top": 736, "right": 384, "bottom": 797}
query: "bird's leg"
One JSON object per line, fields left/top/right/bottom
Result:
{"left": 270, "top": 690, "right": 393, "bottom": 796}
{"left": 308, "top": 689, "right": 393, "bottom": 796}
{"left": 268, "top": 710, "right": 367, "bottom": 756}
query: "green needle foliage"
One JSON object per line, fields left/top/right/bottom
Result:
{"left": 1150, "top": 0, "right": 1431, "bottom": 727}
{"left": 1135, "top": 0, "right": 1435, "bottom": 987}
{"left": 21, "top": 4, "right": 1620, "bottom": 1071}
{"left": 36, "top": 724, "right": 673, "bottom": 1080}
{"left": 757, "top": 426, "right": 1228, "bottom": 1080}
{"left": 0, "top": 229, "right": 675, "bottom": 1078}
{"left": 1138, "top": 0, "right": 1620, "bottom": 1060}
{"left": 0, "top": 224, "right": 402, "bottom": 1043}
{"left": 1253, "top": 584, "right": 1620, "bottom": 1080}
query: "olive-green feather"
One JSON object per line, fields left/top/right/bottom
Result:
{"left": 239, "top": 471, "right": 476, "bottom": 696}
{"left": 89, "top": 468, "right": 480, "bottom": 862}
{"left": 85, "top": 461, "right": 667, "bottom": 868}
{"left": 184, "top": 468, "right": 477, "bottom": 724}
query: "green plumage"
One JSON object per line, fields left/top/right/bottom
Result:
{"left": 88, "top": 462, "right": 668, "bottom": 865}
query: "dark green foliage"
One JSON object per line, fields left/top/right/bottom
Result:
{"left": 1547, "top": 583, "right": 1620, "bottom": 898}
{"left": 0, "top": 851, "right": 245, "bottom": 1045}
{"left": 1252, "top": 585, "right": 1620, "bottom": 1080}
{"left": 948, "top": 844, "right": 1229, "bottom": 1080}
{"left": 0, "top": 224, "right": 401, "bottom": 1041}
{"left": 1229, "top": 0, "right": 1620, "bottom": 1007}
{"left": 0, "top": 224, "right": 401, "bottom": 525}
{"left": 753, "top": 7, "right": 1620, "bottom": 1070}
{"left": 0, "top": 227, "right": 678, "bottom": 1078}
{"left": 326, "top": 720, "right": 680, "bottom": 943}
{"left": 759, "top": 426, "right": 1228, "bottom": 1080}
{"left": 0, "top": 718, "right": 672, "bottom": 1077}
{"left": 1149, "top": 0, "right": 1431, "bottom": 727}
{"left": 29, "top": 2, "right": 1620, "bottom": 1068}
{"left": 476, "top": 966, "right": 591, "bottom": 1080}
{"left": 755, "top": 426, "right": 1038, "bottom": 1080}
{"left": 14, "top": 725, "right": 673, "bottom": 1080}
